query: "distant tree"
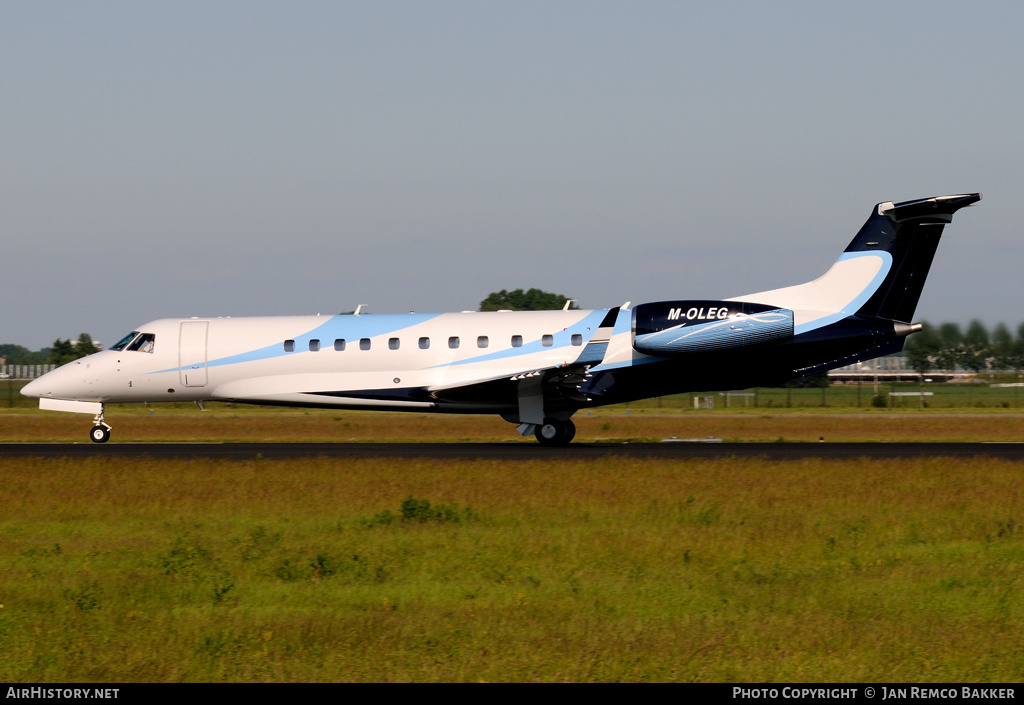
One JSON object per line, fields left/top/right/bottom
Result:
{"left": 75, "top": 333, "right": 100, "bottom": 356}
{"left": 47, "top": 333, "right": 98, "bottom": 366}
{"left": 964, "top": 319, "right": 990, "bottom": 346}
{"left": 935, "top": 322, "right": 964, "bottom": 372}
{"left": 48, "top": 339, "right": 77, "bottom": 366}
{"left": 960, "top": 319, "right": 991, "bottom": 373}
{"left": 937, "top": 322, "right": 963, "bottom": 349}
{"left": 991, "top": 323, "right": 1014, "bottom": 370}
{"left": 0, "top": 344, "right": 33, "bottom": 365}
{"left": 1009, "top": 323, "right": 1024, "bottom": 373}
{"left": 904, "top": 322, "right": 941, "bottom": 375}
{"left": 479, "top": 288, "right": 580, "bottom": 311}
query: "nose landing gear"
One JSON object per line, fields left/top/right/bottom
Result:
{"left": 90, "top": 408, "right": 111, "bottom": 443}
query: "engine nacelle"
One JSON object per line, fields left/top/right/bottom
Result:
{"left": 632, "top": 300, "right": 794, "bottom": 356}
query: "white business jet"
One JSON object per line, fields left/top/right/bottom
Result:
{"left": 23, "top": 194, "right": 980, "bottom": 445}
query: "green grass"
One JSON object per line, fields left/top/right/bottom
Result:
{"left": 5, "top": 404, "right": 1024, "bottom": 443}
{"left": 2, "top": 456, "right": 1023, "bottom": 681}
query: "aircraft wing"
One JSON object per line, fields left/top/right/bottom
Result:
{"left": 426, "top": 307, "right": 619, "bottom": 407}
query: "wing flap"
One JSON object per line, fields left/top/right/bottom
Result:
{"left": 430, "top": 308, "right": 619, "bottom": 406}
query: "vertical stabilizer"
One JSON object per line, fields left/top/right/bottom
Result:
{"left": 846, "top": 194, "right": 981, "bottom": 323}
{"left": 732, "top": 193, "right": 981, "bottom": 335}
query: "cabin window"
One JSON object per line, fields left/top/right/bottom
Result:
{"left": 542, "top": 334, "right": 553, "bottom": 347}
{"left": 334, "top": 339, "right": 346, "bottom": 351}
{"left": 111, "top": 331, "right": 140, "bottom": 351}
{"left": 360, "top": 338, "right": 371, "bottom": 351}
{"left": 477, "top": 336, "right": 489, "bottom": 348}
{"left": 449, "top": 336, "right": 460, "bottom": 349}
{"left": 571, "top": 334, "right": 583, "bottom": 346}
{"left": 284, "top": 340, "right": 295, "bottom": 352}
{"left": 309, "top": 339, "right": 320, "bottom": 352}
{"left": 127, "top": 333, "right": 156, "bottom": 353}
{"left": 389, "top": 338, "right": 400, "bottom": 350}
{"left": 511, "top": 335, "right": 523, "bottom": 348}
{"left": 419, "top": 337, "right": 430, "bottom": 349}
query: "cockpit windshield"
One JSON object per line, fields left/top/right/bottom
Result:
{"left": 110, "top": 331, "right": 140, "bottom": 351}
{"left": 126, "top": 333, "right": 156, "bottom": 353}
{"left": 110, "top": 331, "right": 156, "bottom": 353}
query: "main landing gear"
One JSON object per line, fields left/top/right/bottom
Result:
{"left": 90, "top": 408, "right": 111, "bottom": 444}
{"left": 535, "top": 418, "right": 576, "bottom": 446}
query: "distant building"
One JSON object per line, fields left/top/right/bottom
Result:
{"left": 828, "top": 356, "right": 984, "bottom": 383}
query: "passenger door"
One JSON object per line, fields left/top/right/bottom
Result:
{"left": 179, "top": 321, "right": 209, "bottom": 387}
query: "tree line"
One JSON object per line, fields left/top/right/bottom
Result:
{"left": 479, "top": 288, "right": 579, "bottom": 312}
{"left": 904, "top": 321, "right": 1024, "bottom": 374}
{"left": 0, "top": 333, "right": 99, "bottom": 366}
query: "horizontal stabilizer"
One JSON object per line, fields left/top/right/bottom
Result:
{"left": 876, "top": 193, "right": 981, "bottom": 223}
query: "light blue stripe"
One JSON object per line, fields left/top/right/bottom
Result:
{"left": 150, "top": 313, "right": 442, "bottom": 374}
{"left": 428, "top": 309, "right": 611, "bottom": 368}
{"left": 793, "top": 251, "right": 893, "bottom": 335}
{"left": 209, "top": 313, "right": 443, "bottom": 368}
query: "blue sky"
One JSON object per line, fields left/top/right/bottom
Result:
{"left": 2, "top": 1, "right": 1021, "bottom": 349}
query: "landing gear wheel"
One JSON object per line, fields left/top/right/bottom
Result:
{"left": 90, "top": 425, "right": 110, "bottom": 444}
{"left": 535, "top": 418, "right": 574, "bottom": 446}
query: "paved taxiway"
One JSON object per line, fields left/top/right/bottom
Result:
{"left": 3, "top": 442, "right": 1024, "bottom": 460}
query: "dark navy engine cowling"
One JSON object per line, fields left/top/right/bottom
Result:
{"left": 632, "top": 300, "right": 794, "bottom": 356}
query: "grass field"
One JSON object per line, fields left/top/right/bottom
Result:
{"left": 1, "top": 454, "right": 1022, "bottom": 682}
{"left": 4, "top": 405, "right": 1024, "bottom": 443}
{"left": 3, "top": 394, "right": 1024, "bottom": 682}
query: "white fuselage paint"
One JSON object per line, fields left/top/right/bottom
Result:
{"left": 23, "top": 310, "right": 638, "bottom": 410}
{"left": 728, "top": 252, "right": 889, "bottom": 334}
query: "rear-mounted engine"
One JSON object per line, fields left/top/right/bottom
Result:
{"left": 632, "top": 300, "right": 793, "bottom": 355}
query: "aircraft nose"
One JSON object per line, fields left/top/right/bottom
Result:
{"left": 20, "top": 376, "right": 45, "bottom": 398}
{"left": 20, "top": 362, "right": 92, "bottom": 400}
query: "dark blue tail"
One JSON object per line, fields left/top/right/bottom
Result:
{"left": 846, "top": 194, "right": 981, "bottom": 323}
